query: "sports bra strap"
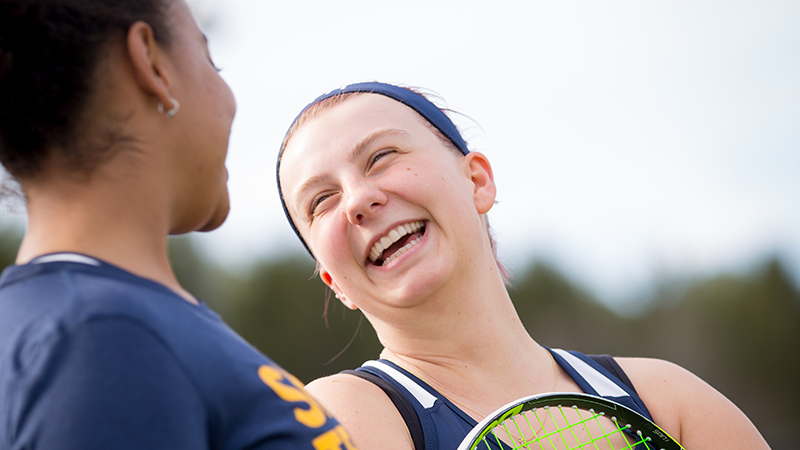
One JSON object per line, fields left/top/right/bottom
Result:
{"left": 587, "top": 354, "right": 638, "bottom": 394}
{"left": 340, "top": 369, "right": 425, "bottom": 450}
{"left": 342, "top": 354, "right": 637, "bottom": 450}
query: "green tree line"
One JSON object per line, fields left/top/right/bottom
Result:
{"left": 1, "top": 225, "right": 797, "bottom": 448}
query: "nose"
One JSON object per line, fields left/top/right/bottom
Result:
{"left": 345, "top": 182, "right": 388, "bottom": 225}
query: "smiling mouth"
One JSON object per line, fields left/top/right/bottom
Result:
{"left": 368, "top": 220, "right": 426, "bottom": 266}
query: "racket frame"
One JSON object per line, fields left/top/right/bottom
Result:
{"left": 457, "top": 392, "right": 684, "bottom": 450}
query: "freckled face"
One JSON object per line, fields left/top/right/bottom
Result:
{"left": 279, "top": 94, "right": 487, "bottom": 311}
{"left": 164, "top": 0, "right": 236, "bottom": 234}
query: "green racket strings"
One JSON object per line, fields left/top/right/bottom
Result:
{"left": 476, "top": 405, "right": 652, "bottom": 450}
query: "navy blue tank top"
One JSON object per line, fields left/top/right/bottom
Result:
{"left": 355, "top": 348, "right": 653, "bottom": 450}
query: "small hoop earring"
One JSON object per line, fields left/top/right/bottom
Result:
{"left": 157, "top": 98, "right": 180, "bottom": 118}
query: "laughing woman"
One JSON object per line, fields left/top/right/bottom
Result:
{"left": 0, "top": 1, "right": 349, "bottom": 448}
{"left": 276, "top": 82, "right": 768, "bottom": 450}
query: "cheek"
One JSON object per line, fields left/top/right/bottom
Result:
{"left": 395, "top": 168, "right": 450, "bottom": 207}
{"left": 211, "top": 81, "right": 236, "bottom": 132}
{"left": 308, "top": 216, "right": 351, "bottom": 267}
{"left": 379, "top": 164, "right": 428, "bottom": 200}
{"left": 218, "top": 78, "right": 236, "bottom": 119}
{"left": 194, "top": 70, "right": 235, "bottom": 125}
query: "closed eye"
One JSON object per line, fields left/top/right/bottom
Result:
{"left": 309, "top": 192, "right": 336, "bottom": 218}
{"left": 368, "top": 148, "right": 397, "bottom": 170}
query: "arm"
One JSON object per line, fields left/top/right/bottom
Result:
{"left": 306, "top": 373, "right": 414, "bottom": 450}
{"left": 10, "top": 318, "right": 208, "bottom": 450}
{"left": 617, "top": 357, "right": 769, "bottom": 449}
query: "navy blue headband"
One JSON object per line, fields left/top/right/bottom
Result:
{"left": 277, "top": 82, "right": 470, "bottom": 258}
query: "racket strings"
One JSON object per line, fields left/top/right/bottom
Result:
{"left": 478, "top": 405, "right": 652, "bottom": 450}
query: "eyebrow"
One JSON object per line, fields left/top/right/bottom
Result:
{"left": 294, "top": 173, "right": 333, "bottom": 211}
{"left": 347, "top": 129, "right": 410, "bottom": 163}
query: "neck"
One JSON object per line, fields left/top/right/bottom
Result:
{"left": 371, "top": 256, "right": 555, "bottom": 411}
{"left": 17, "top": 164, "right": 196, "bottom": 304}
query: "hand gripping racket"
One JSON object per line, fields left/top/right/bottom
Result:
{"left": 457, "top": 392, "right": 684, "bottom": 450}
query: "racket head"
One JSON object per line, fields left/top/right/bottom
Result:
{"left": 457, "top": 392, "right": 684, "bottom": 450}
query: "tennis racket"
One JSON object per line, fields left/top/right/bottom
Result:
{"left": 457, "top": 392, "right": 683, "bottom": 450}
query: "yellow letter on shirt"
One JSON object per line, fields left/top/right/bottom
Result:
{"left": 258, "top": 365, "right": 327, "bottom": 428}
{"left": 312, "top": 426, "right": 357, "bottom": 450}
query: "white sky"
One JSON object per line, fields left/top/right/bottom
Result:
{"left": 4, "top": 1, "right": 799, "bottom": 309}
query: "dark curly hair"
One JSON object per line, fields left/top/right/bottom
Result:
{"left": 0, "top": 0, "right": 173, "bottom": 179}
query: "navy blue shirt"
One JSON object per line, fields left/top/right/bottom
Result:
{"left": 0, "top": 254, "right": 354, "bottom": 450}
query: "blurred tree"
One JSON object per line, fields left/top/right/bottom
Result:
{"left": 218, "top": 256, "right": 382, "bottom": 382}
{"left": 646, "top": 258, "right": 799, "bottom": 447}
{"left": 0, "top": 223, "right": 22, "bottom": 271}
{"left": 168, "top": 235, "right": 239, "bottom": 318}
{"left": 510, "top": 261, "right": 643, "bottom": 355}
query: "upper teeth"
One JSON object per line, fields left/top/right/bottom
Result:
{"left": 369, "top": 220, "right": 424, "bottom": 262}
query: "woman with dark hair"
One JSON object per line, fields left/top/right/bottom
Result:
{"left": 0, "top": 1, "right": 351, "bottom": 449}
{"left": 276, "top": 82, "right": 769, "bottom": 450}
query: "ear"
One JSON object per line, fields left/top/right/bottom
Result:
{"left": 320, "top": 268, "right": 358, "bottom": 310}
{"left": 464, "top": 152, "right": 496, "bottom": 214}
{"left": 126, "top": 21, "right": 174, "bottom": 111}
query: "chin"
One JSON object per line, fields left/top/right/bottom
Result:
{"left": 170, "top": 190, "right": 231, "bottom": 235}
{"left": 197, "top": 209, "right": 229, "bottom": 232}
{"left": 197, "top": 195, "right": 231, "bottom": 232}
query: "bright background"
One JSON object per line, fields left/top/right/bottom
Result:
{"left": 201, "top": 0, "right": 800, "bottom": 309}
{"left": 5, "top": 0, "right": 800, "bottom": 310}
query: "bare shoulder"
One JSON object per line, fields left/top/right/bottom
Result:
{"left": 306, "top": 373, "right": 414, "bottom": 450}
{"left": 612, "top": 358, "right": 691, "bottom": 433}
{"left": 615, "top": 357, "right": 769, "bottom": 449}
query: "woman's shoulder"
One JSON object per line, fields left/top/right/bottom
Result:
{"left": 615, "top": 356, "right": 692, "bottom": 391}
{"left": 613, "top": 357, "right": 687, "bottom": 425}
{"left": 614, "top": 356, "right": 718, "bottom": 413}
{"left": 307, "top": 372, "right": 415, "bottom": 450}
{"left": 307, "top": 372, "right": 383, "bottom": 399}
{"left": 615, "top": 356, "right": 769, "bottom": 449}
